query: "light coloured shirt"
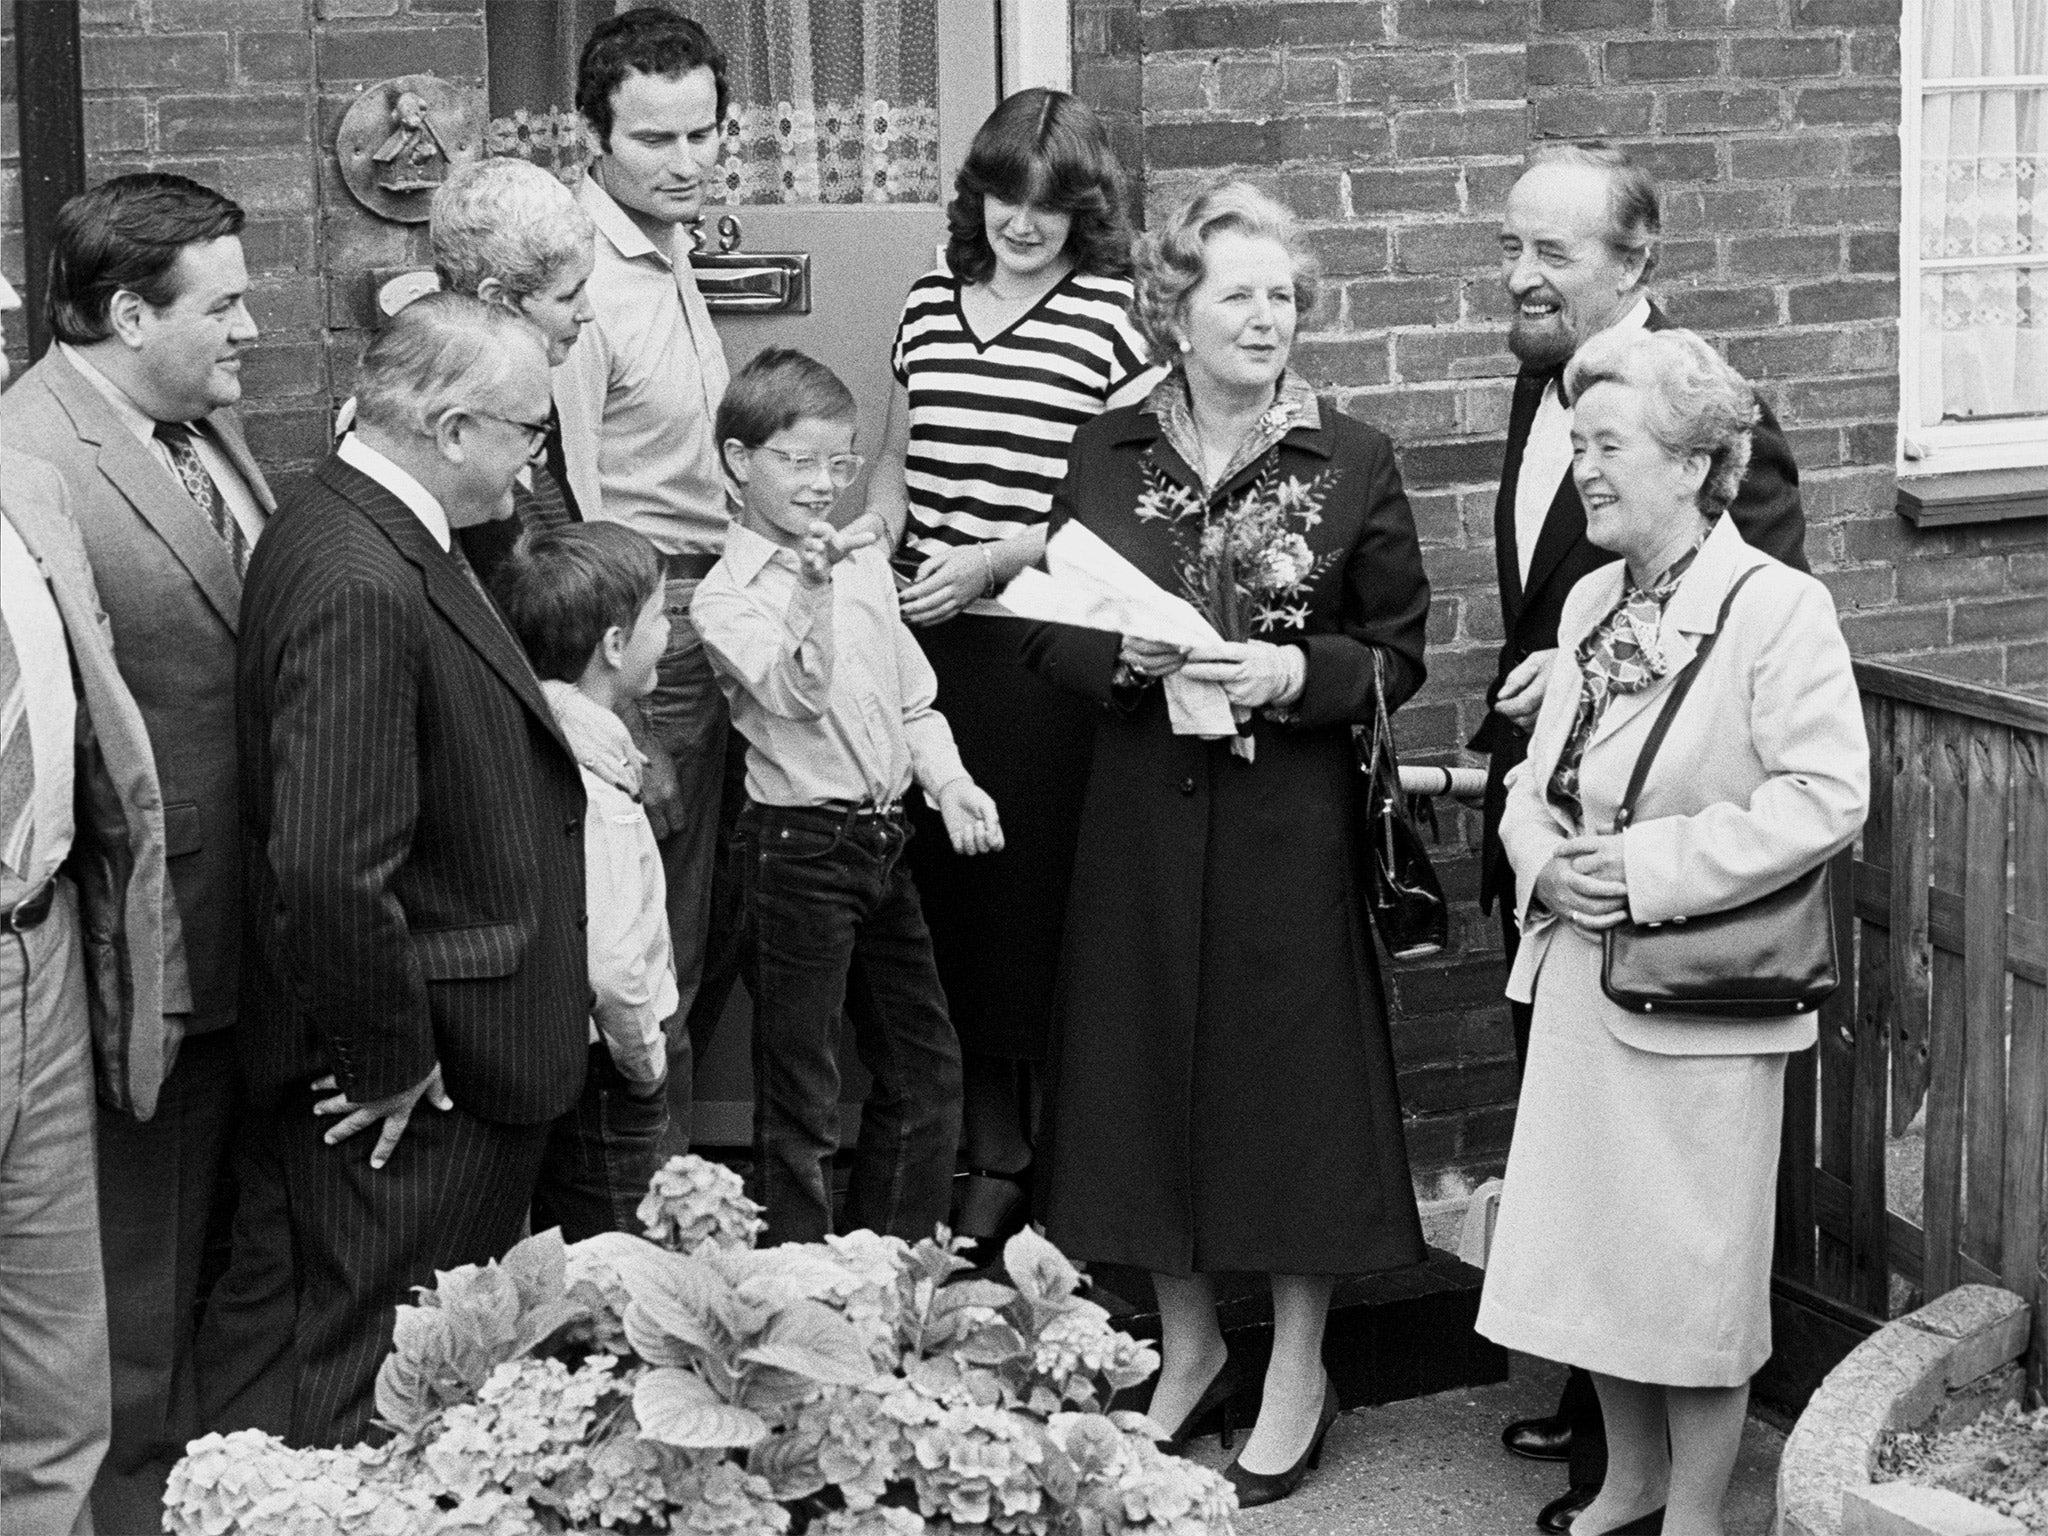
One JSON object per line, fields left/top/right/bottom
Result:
{"left": 0, "top": 514, "right": 76, "bottom": 902}
{"left": 692, "top": 524, "right": 969, "bottom": 809}
{"left": 540, "top": 680, "right": 674, "bottom": 1088}
{"left": 555, "top": 176, "right": 731, "bottom": 556}
{"left": 58, "top": 342, "right": 265, "bottom": 547}
{"left": 1512, "top": 296, "right": 1653, "bottom": 588}
{"left": 337, "top": 433, "right": 451, "bottom": 551}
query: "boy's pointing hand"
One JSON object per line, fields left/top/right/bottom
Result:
{"left": 797, "top": 519, "right": 878, "bottom": 586}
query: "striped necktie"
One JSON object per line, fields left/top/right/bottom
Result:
{"left": 155, "top": 419, "right": 251, "bottom": 577}
{"left": 0, "top": 607, "right": 33, "bottom": 878}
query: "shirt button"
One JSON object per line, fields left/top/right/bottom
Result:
{"left": 1178, "top": 777, "right": 1196, "bottom": 796}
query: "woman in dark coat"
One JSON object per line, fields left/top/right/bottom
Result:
{"left": 1026, "top": 179, "right": 1430, "bottom": 1508}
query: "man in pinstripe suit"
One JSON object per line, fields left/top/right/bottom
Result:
{"left": 237, "top": 293, "right": 589, "bottom": 1447}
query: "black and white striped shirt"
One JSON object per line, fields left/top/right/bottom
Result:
{"left": 891, "top": 264, "right": 1155, "bottom": 588}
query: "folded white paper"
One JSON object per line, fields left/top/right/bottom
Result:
{"left": 994, "top": 522, "right": 1237, "bottom": 738}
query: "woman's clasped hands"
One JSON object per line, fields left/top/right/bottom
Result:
{"left": 1533, "top": 833, "right": 1631, "bottom": 931}
{"left": 1117, "top": 636, "right": 1306, "bottom": 710}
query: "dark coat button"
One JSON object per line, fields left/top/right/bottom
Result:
{"left": 564, "top": 817, "right": 579, "bottom": 836}
{"left": 1178, "top": 777, "right": 1196, "bottom": 796}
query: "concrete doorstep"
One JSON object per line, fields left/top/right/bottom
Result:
{"left": 1170, "top": 1353, "right": 1785, "bottom": 1536}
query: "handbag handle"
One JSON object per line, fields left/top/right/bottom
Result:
{"left": 1611, "top": 564, "right": 1762, "bottom": 833}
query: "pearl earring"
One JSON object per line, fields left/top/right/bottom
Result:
{"left": 1178, "top": 337, "right": 1192, "bottom": 353}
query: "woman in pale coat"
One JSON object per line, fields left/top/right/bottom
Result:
{"left": 1474, "top": 327, "right": 1868, "bottom": 1536}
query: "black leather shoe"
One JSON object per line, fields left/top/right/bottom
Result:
{"left": 1503, "top": 1412, "right": 1573, "bottom": 1462}
{"left": 1536, "top": 1483, "right": 1598, "bottom": 1533}
{"left": 1155, "top": 1351, "right": 1247, "bottom": 1453}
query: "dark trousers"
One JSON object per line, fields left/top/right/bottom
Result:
{"left": 533, "top": 1042, "right": 670, "bottom": 1242}
{"left": 1499, "top": 898, "right": 1608, "bottom": 1487}
{"left": 193, "top": 1107, "right": 298, "bottom": 1440}
{"left": 275, "top": 1090, "right": 550, "bottom": 1447}
{"left": 736, "top": 801, "right": 962, "bottom": 1247}
{"left": 91, "top": 1026, "right": 244, "bottom": 1534}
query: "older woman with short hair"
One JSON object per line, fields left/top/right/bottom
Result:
{"left": 428, "top": 157, "right": 597, "bottom": 580}
{"left": 1027, "top": 178, "right": 1431, "bottom": 1507}
{"left": 1476, "top": 327, "right": 1868, "bottom": 1536}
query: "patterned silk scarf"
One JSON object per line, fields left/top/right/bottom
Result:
{"left": 1147, "top": 369, "right": 1321, "bottom": 493}
{"left": 1546, "top": 544, "right": 1701, "bottom": 826}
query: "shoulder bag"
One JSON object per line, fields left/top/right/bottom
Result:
{"left": 1599, "top": 566, "right": 1841, "bottom": 1018}
{"left": 1356, "top": 648, "right": 1448, "bottom": 961}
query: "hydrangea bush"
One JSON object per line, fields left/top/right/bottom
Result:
{"left": 166, "top": 1156, "right": 1236, "bottom": 1535}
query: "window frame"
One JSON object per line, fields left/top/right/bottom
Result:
{"left": 1897, "top": 0, "right": 2048, "bottom": 476}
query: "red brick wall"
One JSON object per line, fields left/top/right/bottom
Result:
{"left": 2, "top": 0, "right": 486, "bottom": 495}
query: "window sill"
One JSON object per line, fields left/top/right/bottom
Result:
{"left": 1895, "top": 466, "right": 2048, "bottom": 528}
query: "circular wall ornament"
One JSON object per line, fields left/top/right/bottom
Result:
{"left": 335, "top": 74, "right": 483, "bottom": 223}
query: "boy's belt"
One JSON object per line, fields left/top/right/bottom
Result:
{"left": 659, "top": 550, "right": 719, "bottom": 581}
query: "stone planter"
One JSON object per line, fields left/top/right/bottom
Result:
{"left": 1776, "top": 1284, "right": 2033, "bottom": 1536}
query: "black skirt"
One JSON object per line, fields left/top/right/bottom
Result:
{"left": 905, "top": 613, "right": 1097, "bottom": 1061}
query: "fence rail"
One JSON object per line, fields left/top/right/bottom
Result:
{"left": 1773, "top": 660, "right": 2048, "bottom": 1404}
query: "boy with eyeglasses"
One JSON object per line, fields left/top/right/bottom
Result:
{"left": 691, "top": 348, "right": 1000, "bottom": 1245}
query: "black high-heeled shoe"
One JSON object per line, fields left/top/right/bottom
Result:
{"left": 1223, "top": 1373, "right": 1340, "bottom": 1508}
{"left": 1154, "top": 1352, "right": 1247, "bottom": 1453}
{"left": 952, "top": 1167, "right": 1030, "bottom": 1270}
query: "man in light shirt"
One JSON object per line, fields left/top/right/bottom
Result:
{"left": 0, "top": 266, "right": 174, "bottom": 1535}
{"left": 237, "top": 294, "right": 589, "bottom": 1446}
{"left": 0, "top": 172, "right": 288, "bottom": 1529}
{"left": 1475, "top": 142, "right": 1807, "bottom": 1536}
{"left": 560, "top": 6, "right": 742, "bottom": 1150}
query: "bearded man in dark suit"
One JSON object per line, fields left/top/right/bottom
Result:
{"left": 0, "top": 171, "right": 293, "bottom": 1529}
{"left": 1476, "top": 143, "right": 1809, "bottom": 1533}
{"left": 238, "top": 293, "right": 588, "bottom": 1447}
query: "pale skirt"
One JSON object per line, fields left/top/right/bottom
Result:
{"left": 1475, "top": 924, "right": 1788, "bottom": 1387}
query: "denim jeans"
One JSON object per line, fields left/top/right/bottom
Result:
{"left": 532, "top": 1043, "right": 670, "bottom": 1243}
{"left": 736, "top": 802, "right": 963, "bottom": 1247}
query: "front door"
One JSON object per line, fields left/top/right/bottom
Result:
{"left": 684, "top": 0, "right": 1000, "bottom": 1146}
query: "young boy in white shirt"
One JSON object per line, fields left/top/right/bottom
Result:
{"left": 691, "top": 348, "right": 1002, "bottom": 1246}
{"left": 495, "top": 522, "right": 678, "bottom": 1238}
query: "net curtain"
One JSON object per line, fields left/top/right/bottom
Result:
{"left": 1920, "top": 0, "right": 2048, "bottom": 424}
{"left": 691, "top": 0, "right": 942, "bottom": 204}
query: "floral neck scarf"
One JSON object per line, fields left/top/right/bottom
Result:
{"left": 1546, "top": 544, "right": 1701, "bottom": 827}
{"left": 1146, "top": 369, "right": 1321, "bottom": 493}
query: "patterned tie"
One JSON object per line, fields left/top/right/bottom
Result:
{"left": 0, "top": 607, "right": 33, "bottom": 878}
{"left": 155, "top": 420, "right": 250, "bottom": 577}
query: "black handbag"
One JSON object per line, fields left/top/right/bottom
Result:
{"left": 1355, "top": 649, "right": 1448, "bottom": 961}
{"left": 1598, "top": 567, "right": 1841, "bottom": 1018}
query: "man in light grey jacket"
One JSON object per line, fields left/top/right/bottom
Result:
{"left": 0, "top": 268, "right": 173, "bottom": 1536}
{"left": 0, "top": 172, "right": 290, "bottom": 1531}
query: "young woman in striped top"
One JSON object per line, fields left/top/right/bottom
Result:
{"left": 866, "top": 89, "right": 1159, "bottom": 1260}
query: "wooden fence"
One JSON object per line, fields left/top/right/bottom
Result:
{"left": 1771, "top": 661, "right": 2048, "bottom": 1405}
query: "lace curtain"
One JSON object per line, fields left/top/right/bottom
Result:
{"left": 690, "top": 0, "right": 941, "bottom": 205}
{"left": 480, "top": 1, "right": 941, "bottom": 204}
{"left": 1919, "top": 0, "right": 2048, "bottom": 423}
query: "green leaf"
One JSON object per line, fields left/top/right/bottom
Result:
{"left": 934, "top": 1279, "right": 1016, "bottom": 1314}
{"left": 747, "top": 1430, "right": 828, "bottom": 1501}
{"left": 512, "top": 1296, "right": 586, "bottom": 1357}
{"left": 500, "top": 1227, "right": 567, "bottom": 1313}
{"left": 953, "top": 1320, "right": 1028, "bottom": 1366}
{"left": 633, "top": 1367, "right": 770, "bottom": 1448}
{"left": 624, "top": 1297, "right": 720, "bottom": 1368}
{"left": 739, "top": 1300, "right": 878, "bottom": 1387}
{"left": 612, "top": 1245, "right": 740, "bottom": 1366}
{"left": 1002, "top": 1229, "right": 1080, "bottom": 1308}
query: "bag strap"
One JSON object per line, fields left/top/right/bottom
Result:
{"left": 1611, "top": 564, "right": 1762, "bottom": 832}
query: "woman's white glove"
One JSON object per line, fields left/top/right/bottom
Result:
{"left": 1178, "top": 640, "right": 1306, "bottom": 709}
